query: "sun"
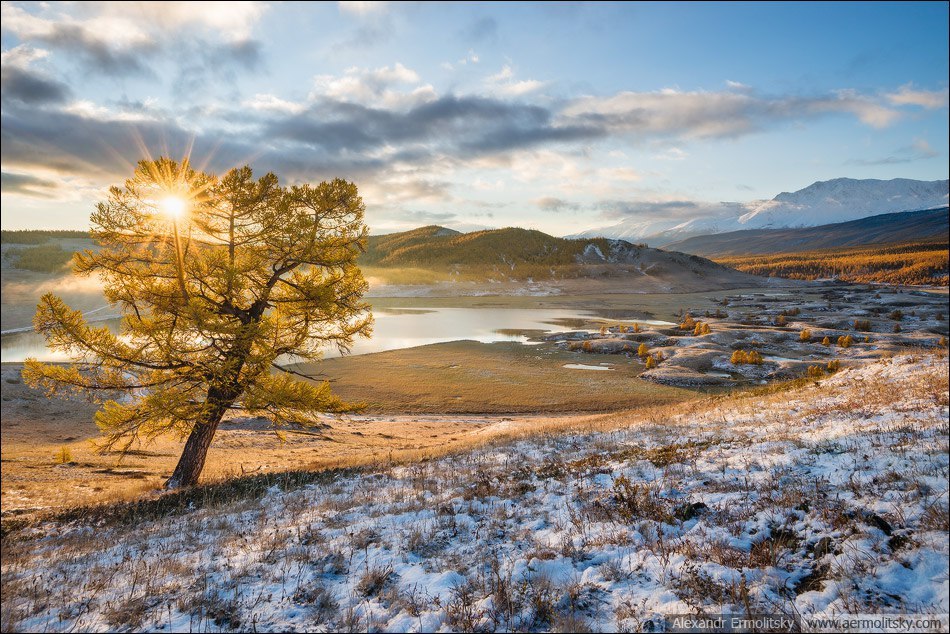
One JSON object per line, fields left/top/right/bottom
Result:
{"left": 160, "top": 195, "right": 187, "bottom": 218}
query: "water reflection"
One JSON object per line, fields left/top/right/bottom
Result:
{"left": 1, "top": 306, "right": 677, "bottom": 362}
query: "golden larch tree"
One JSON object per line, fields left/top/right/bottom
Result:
{"left": 24, "top": 158, "right": 372, "bottom": 488}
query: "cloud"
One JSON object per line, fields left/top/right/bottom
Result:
{"left": 535, "top": 197, "right": 580, "bottom": 212}
{"left": 338, "top": 1, "right": 389, "bottom": 17}
{"left": 595, "top": 199, "right": 702, "bottom": 220}
{"left": 85, "top": 1, "right": 268, "bottom": 42}
{"left": 885, "top": 85, "right": 949, "bottom": 109}
{"left": 243, "top": 93, "right": 307, "bottom": 115}
{"left": 846, "top": 138, "right": 940, "bottom": 166}
{"left": 1, "top": 46, "right": 72, "bottom": 105}
{"left": 398, "top": 210, "right": 457, "bottom": 224}
{"left": 1, "top": 171, "right": 62, "bottom": 198}
{"left": 442, "top": 50, "right": 480, "bottom": 71}
{"left": 485, "top": 65, "right": 548, "bottom": 97}
{"left": 265, "top": 94, "right": 602, "bottom": 160}
{"left": 1, "top": 2, "right": 266, "bottom": 79}
{"left": 561, "top": 87, "right": 904, "bottom": 139}
{"left": 653, "top": 147, "right": 688, "bottom": 161}
{"left": 600, "top": 167, "right": 642, "bottom": 182}
{"left": 312, "top": 63, "right": 436, "bottom": 109}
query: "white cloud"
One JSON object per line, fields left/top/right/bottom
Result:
{"left": 338, "top": 1, "right": 388, "bottom": 17}
{"left": 885, "top": 85, "right": 949, "bottom": 109}
{"left": 822, "top": 90, "right": 900, "bottom": 128}
{"left": 3, "top": 1, "right": 267, "bottom": 46}
{"left": 654, "top": 147, "right": 688, "bottom": 161}
{"left": 484, "top": 64, "right": 548, "bottom": 97}
{"left": 311, "top": 63, "right": 436, "bottom": 108}
{"left": 562, "top": 87, "right": 904, "bottom": 138}
{"left": 86, "top": 1, "right": 268, "bottom": 41}
{"left": 600, "top": 167, "right": 642, "bottom": 182}
{"left": 243, "top": 93, "right": 306, "bottom": 114}
{"left": 1, "top": 2, "right": 153, "bottom": 48}
{"left": 911, "top": 138, "right": 938, "bottom": 158}
{"left": 443, "top": 50, "right": 480, "bottom": 71}
{"left": 487, "top": 65, "right": 514, "bottom": 83}
{"left": 0, "top": 44, "right": 51, "bottom": 68}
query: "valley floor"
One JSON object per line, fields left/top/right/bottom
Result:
{"left": 2, "top": 352, "right": 947, "bottom": 632}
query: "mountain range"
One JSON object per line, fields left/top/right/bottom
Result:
{"left": 570, "top": 177, "right": 949, "bottom": 245}
{"left": 662, "top": 206, "right": 949, "bottom": 257}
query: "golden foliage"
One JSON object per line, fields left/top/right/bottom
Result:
{"left": 23, "top": 158, "right": 372, "bottom": 485}
{"left": 716, "top": 240, "right": 949, "bottom": 286}
{"left": 799, "top": 328, "right": 811, "bottom": 342}
{"left": 730, "top": 349, "right": 763, "bottom": 365}
{"left": 55, "top": 446, "right": 73, "bottom": 464}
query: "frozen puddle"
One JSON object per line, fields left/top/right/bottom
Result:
{"left": 563, "top": 363, "right": 613, "bottom": 371}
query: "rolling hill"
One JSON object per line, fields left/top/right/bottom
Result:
{"left": 362, "top": 225, "right": 761, "bottom": 289}
{"left": 662, "top": 207, "right": 949, "bottom": 257}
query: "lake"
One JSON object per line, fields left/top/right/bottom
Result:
{"left": 0, "top": 306, "right": 676, "bottom": 363}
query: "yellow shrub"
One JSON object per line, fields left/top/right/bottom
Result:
{"left": 799, "top": 329, "right": 811, "bottom": 342}
{"left": 731, "top": 349, "right": 763, "bottom": 365}
{"left": 56, "top": 446, "right": 72, "bottom": 464}
{"left": 821, "top": 336, "right": 831, "bottom": 346}
{"left": 637, "top": 342, "right": 649, "bottom": 357}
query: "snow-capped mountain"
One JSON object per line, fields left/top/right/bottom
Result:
{"left": 570, "top": 178, "right": 949, "bottom": 245}
{"left": 739, "top": 178, "right": 950, "bottom": 228}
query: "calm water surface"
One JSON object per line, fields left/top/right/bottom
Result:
{"left": 0, "top": 306, "right": 675, "bottom": 362}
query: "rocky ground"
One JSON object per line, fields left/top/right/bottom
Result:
{"left": 547, "top": 285, "right": 948, "bottom": 388}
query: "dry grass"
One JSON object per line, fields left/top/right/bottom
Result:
{"left": 2, "top": 350, "right": 945, "bottom": 632}
{"left": 297, "top": 339, "right": 697, "bottom": 414}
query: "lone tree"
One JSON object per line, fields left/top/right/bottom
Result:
{"left": 24, "top": 158, "right": 372, "bottom": 488}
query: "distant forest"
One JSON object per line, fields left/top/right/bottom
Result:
{"left": 1, "top": 230, "right": 90, "bottom": 245}
{"left": 716, "top": 240, "right": 949, "bottom": 286}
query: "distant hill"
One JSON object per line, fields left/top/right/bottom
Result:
{"left": 663, "top": 207, "right": 949, "bottom": 257}
{"left": 362, "top": 225, "right": 761, "bottom": 289}
{"left": 571, "top": 177, "right": 949, "bottom": 244}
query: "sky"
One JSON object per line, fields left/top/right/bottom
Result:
{"left": 1, "top": 1, "right": 948, "bottom": 235}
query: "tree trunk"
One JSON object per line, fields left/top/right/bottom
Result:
{"left": 165, "top": 398, "right": 231, "bottom": 489}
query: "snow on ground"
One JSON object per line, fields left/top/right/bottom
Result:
{"left": 2, "top": 354, "right": 948, "bottom": 632}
